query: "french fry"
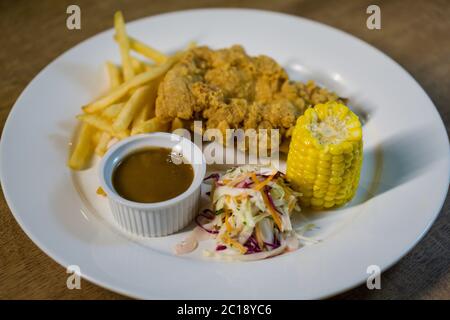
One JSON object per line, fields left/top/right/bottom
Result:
{"left": 131, "top": 57, "right": 156, "bottom": 74}
{"left": 130, "top": 90, "right": 157, "bottom": 135}
{"left": 77, "top": 114, "right": 129, "bottom": 139}
{"left": 102, "top": 103, "right": 124, "bottom": 119}
{"left": 115, "top": 34, "right": 168, "bottom": 64}
{"left": 83, "top": 53, "right": 182, "bottom": 113}
{"left": 113, "top": 85, "right": 152, "bottom": 132}
{"left": 130, "top": 57, "right": 145, "bottom": 74}
{"left": 143, "top": 64, "right": 154, "bottom": 72}
{"left": 69, "top": 13, "right": 191, "bottom": 172}
{"left": 131, "top": 104, "right": 150, "bottom": 134}
{"left": 92, "top": 130, "right": 102, "bottom": 145}
{"left": 96, "top": 186, "right": 107, "bottom": 196}
{"left": 132, "top": 117, "right": 169, "bottom": 135}
{"left": 68, "top": 123, "right": 96, "bottom": 170}
{"left": 106, "top": 61, "right": 122, "bottom": 89}
{"left": 95, "top": 132, "right": 112, "bottom": 156}
{"left": 132, "top": 81, "right": 158, "bottom": 127}
{"left": 114, "top": 11, "right": 134, "bottom": 81}
{"left": 101, "top": 62, "right": 125, "bottom": 120}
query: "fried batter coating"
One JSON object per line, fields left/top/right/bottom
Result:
{"left": 155, "top": 45, "right": 343, "bottom": 149}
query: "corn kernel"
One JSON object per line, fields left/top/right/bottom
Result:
{"left": 315, "top": 104, "right": 329, "bottom": 120}
{"left": 329, "top": 177, "right": 343, "bottom": 185}
{"left": 332, "top": 155, "right": 344, "bottom": 163}
{"left": 315, "top": 180, "right": 328, "bottom": 188}
{"left": 328, "top": 184, "right": 340, "bottom": 192}
{"left": 316, "top": 174, "right": 329, "bottom": 181}
{"left": 342, "top": 142, "right": 353, "bottom": 154}
{"left": 318, "top": 160, "right": 331, "bottom": 168}
{"left": 335, "top": 193, "right": 347, "bottom": 200}
{"left": 331, "top": 162, "right": 345, "bottom": 171}
{"left": 308, "top": 148, "right": 320, "bottom": 158}
{"left": 311, "top": 197, "right": 324, "bottom": 207}
{"left": 313, "top": 184, "right": 324, "bottom": 191}
{"left": 319, "top": 153, "right": 332, "bottom": 161}
{"left": 317, "top": 167, "right": 330, "bottom": 175}
{"left": 324, "top": 201, "right": 335, "bottom": 208}
{"left": 331, "top": 169, "right": 345, "bottom": 176}
{"left": 313, "top": 191, "right": 325, "bottom": 198}
{"left": 329, "top": 145, "right": 343, "bottom": 155}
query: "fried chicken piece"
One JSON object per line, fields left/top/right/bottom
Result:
{"left": 155, "top": 45, "right": 343, "bottom": 150}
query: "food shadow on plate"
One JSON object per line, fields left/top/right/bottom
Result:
{"left": 333, "top": 124, "right": 444, "bottom": 210}
{"left": 290, "top": 124, "right": 446, "bottom": 240}
{"left": 368, "top": 125, "right": 447, "bottom": 197}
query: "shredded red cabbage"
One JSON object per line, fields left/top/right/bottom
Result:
{"left": 204, "top": 173, "right": 220, "bottom": 181}
{"left": 264, "top": 232, "right": 281, "bottom": 249}
{"left": 244, "top": 235, "right": 262, "bottom": 254}
{"left": 216, "top": 245, "right": 227, "bottom": 251}
{"left": 195, "top": 211, "right": 218, "bottom": 234}
{"left": 264, "top": 241, "right": 281, "bottom": 249}
{"left": 236, "top": 178, "right": 252, "bottom": 188}
{"left": 257, "top": 171, "right": 282, "bottom": 179}
{"left": 200, "top": 208, "right": 215, "bottom": 219}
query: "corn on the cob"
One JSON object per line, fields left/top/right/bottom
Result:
{"left": 286, "top": 101, "right": 363, "bottom": 209}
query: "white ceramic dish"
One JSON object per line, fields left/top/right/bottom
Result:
{"left": 99, "top": 133, "right": 206, "bottom": 237}
{"left": 0, "top": 9, "right": 449, "bottom": 299}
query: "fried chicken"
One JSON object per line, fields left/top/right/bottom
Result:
{"left": 155, "top": 45, "right": 343, "bottom": 149}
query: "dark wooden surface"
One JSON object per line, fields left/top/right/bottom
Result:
{"left": 0, "top": 0, "right": 448, "bottom": 299}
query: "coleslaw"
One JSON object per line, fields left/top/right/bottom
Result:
{"left": 176, "top": 165, "right": 307, "bottom": 260}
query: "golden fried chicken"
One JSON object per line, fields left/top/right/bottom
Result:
{"left": 155, "top": 45, "right": 343, "bottom": 149}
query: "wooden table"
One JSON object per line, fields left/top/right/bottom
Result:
{"left": 0, "top": 0, "right": 448, "bottom": 299}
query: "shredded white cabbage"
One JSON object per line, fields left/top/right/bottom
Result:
{"left": 175, "top": 165, "right": 319, "bottom": 260}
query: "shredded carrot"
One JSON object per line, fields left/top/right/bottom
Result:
{"left": 224, "top": 211, "right": 233, "bottom": 232}
{"left": 228, "top": 173, "right": 250, "bottom": 187}
{"left": 253, "top": 173, "right": 275, "bottom": 191}
{"left": 250, "top": 172, "right": 259, "bottom": 184}
{"left": 222, "top": 234, "right": 247, "bottom": 254}
{"left": 262, "top": 191, "right": 283, "bottom": 231}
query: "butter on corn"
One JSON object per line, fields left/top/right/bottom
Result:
{"left": 286, "top": 101, "right": 363, "bottom": 209}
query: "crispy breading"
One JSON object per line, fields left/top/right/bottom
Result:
{"left": 155, "top": 45, "right": 343, "bottom": 149}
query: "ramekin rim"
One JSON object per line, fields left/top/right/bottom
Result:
{"left": 98, "top": 132, "right": 206, "bottom": 210}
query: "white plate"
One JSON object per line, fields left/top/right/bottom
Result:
{"left": 1, "top": 9, "right": 449, "bottom": 299}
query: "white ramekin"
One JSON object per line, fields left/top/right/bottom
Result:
{"left": 99, "top": 133, "right": 206, "bottom": 237}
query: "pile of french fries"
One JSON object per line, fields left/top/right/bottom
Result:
{"left": 68, "top": 11, "right": 189, "bottom": 170}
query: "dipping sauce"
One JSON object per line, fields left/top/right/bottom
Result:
{"left": 112, "top": 147, "right": 194, "bottom": 203}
